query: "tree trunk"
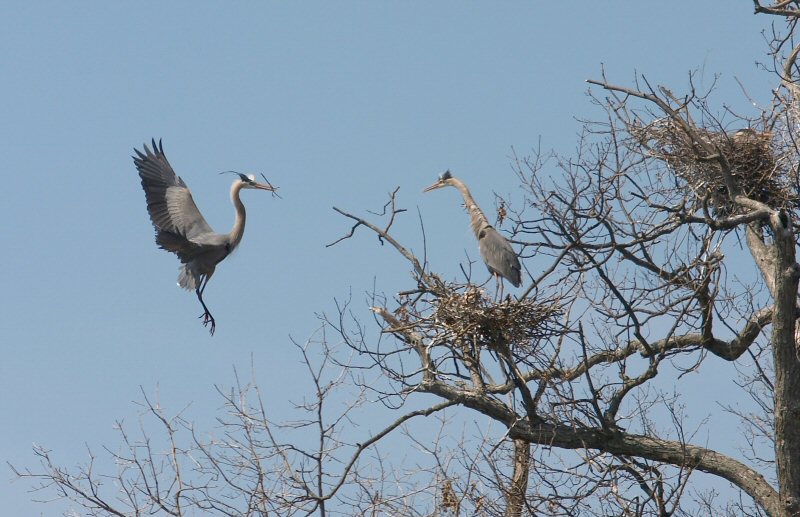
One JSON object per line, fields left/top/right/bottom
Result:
{"left": 769, "top": 213, "right": 800, "bottom": 517}
{"left": 505, "top": 438, "right": 531, "bottom": 517}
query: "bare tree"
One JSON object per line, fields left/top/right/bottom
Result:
{"left": 321, "top": 2, "right": 800, "bottom": 514}
{"left": 13, "top": 2, "right": 800, "bottom": 516}
{"left": 11, "top": 334, "right": 470, "bottom": 516}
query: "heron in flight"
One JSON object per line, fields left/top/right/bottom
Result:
{"left": 424, "top": 170, "right": 521, "bottom": 299}
{"left": 134, "top": 139, "right": 277, "bottom": 335}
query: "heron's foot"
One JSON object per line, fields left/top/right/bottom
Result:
{"left": 199, "top": 311, "right": 216, "bottom": 336}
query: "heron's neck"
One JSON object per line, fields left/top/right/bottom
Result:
{"left": 451, "top": 178, "right": 491, "bottom": 238}
{"left": 228, "top": 181, "right": 246, "bottom": 248}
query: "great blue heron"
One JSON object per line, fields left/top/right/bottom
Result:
{"left": 424, "top": 170, "right": 522, "bottom": 298}
{"left": 133, "top": 139, "right": 277, "bottom": 335}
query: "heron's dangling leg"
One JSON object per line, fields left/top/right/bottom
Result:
{"left": 195, "top": 276, "right": 216, "bottom": 335}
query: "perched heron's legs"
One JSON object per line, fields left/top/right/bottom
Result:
{"left": 494, "top": 273, "right": 505, "bottom": 302}
{"left": 196, "top": 276, "right": 216, "bottom": 335}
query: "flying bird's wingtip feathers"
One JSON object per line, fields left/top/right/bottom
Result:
{"left": 133, "top": 140, "right": 152, "bottom": 159}
{"left": 133, "top": 138, "right": 163, "bottom": 160}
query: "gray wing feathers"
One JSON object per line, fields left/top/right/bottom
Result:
{"left": 479, "top": 227, "right": 522, "bottom": 287}
{"left": 163, "top": 187, "right": 214, "bottom": 240}
{"left": 133, "top": 139, "right": 215, "bottom": 254}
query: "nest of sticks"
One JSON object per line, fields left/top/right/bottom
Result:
{"left": 433, "top": 285, "right": 562, "bottom": 351}
{"left": 632, "top": 121, "right": 797, "bottom": 214}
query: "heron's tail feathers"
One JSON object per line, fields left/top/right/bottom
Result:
{"left": 177, "top": 264, "right": 200, "bottom": 291}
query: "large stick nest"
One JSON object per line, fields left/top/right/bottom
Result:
{"left": 432, "top": 286, "right": 562, "bottom": 351}
{"left": 632, "top": 121, "right": 798, "bottom": 214}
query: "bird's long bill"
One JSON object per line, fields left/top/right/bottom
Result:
{"left": 253, "top": 182, "right": 277, "bottom": 192}
{"left": 423, "top": 181, "right": 443, "bottom": 193}
{"left": 256, "top": 173, "right": 279, "bottom": 193}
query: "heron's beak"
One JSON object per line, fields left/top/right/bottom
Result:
{"left": 255, "top": 173, "right": 279, "bottom": 193}
{"left": 253, "top": 182, "right": 277, "bottom": 192}
{"left": 423, "top": 181, "right": 443, "bottom": 193}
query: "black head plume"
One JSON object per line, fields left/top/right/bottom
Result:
{"left": 219, "top": 170, "right": 250, "bottom": 182}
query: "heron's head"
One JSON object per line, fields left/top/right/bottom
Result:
{"left": 423, "top": 170, "right": 455, "bottom": 193}
{"left": 221, "top": 171, "right": 278, "bottom": 192}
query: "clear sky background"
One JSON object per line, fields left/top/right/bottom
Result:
{"left": 0, "top": 2, "right": 778, "bottom": 514}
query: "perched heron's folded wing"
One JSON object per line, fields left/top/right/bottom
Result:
{"left": 479, "top": 227, "right": 522, "bottom": 287}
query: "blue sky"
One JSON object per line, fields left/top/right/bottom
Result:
{"left": 0, "top": 2, "right": 776, "bottom": 513}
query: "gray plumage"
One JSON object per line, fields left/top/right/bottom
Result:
{"left": 133, "top": 139, "right": 277, "bottom": 334}
{"left": 424, "top": 170, "right": 522, "bottom": 297}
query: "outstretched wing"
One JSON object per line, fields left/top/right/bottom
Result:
{"left": 133, "top": 139, "right": 215, "bottom": 247}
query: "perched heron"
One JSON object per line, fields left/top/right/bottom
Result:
{"left": 133, "top": 139, "right": 277, "bottom": 335}
{"left": 424, "top": 170, "right": 522, "bottom": 299}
